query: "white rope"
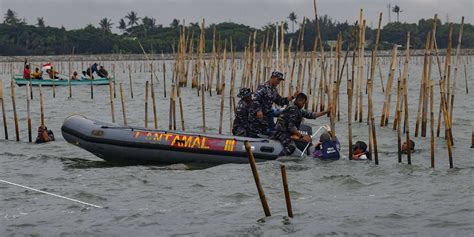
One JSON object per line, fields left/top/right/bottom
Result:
{"left": 299, "top": 125, "right": 329, "bottom": 157}
{"left": 0, "top": 179, "right": 103, "bottom": 208}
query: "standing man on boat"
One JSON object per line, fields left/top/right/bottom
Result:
{"left": 248, "top": 71, "right": 297, "bottom": 137}
{"left": 272, "top": 93, "right": 329, "bottom": 155}
{"left": 232, "top": 88, "right": 252, "bottom": 136}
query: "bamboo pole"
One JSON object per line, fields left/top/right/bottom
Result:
{"left": 179, "top": 97, "right": 185, "bottom": 131}
{"left": 108, "top": 77, "right": 115, "bottom": 123}
{"left": 145, "top": 81, "right": 149, "bottom": 128}
{"left": 218, "top": 83, "right": 226, "bottom": 134}
{"left": 0, "top": 79, "right": 7, "bottom": 140}
{"left": 39, "top": 84, "right": 44, "bottom": 126}
{"left": 10, "top": 80, "right": 19, "bottom": 141}
{"left": 402, "top": 33, "right": 412, "bottom": 164}
{"left": 280, "top": 165, "right": 293, "bottom": 218}
{"left": 449, "top": 17, "right": 465, "bottom": 131}
{"left": 244, "top": 141, "right": 271, "bottom": 217}
{"left": 128, "top": 64, "right": 134, "bottom": 99}
{"left": 163, "top": 63, "right": 167, "bottom": 98}
{"left": 380, "top": 45, "right": 398, "bottom": 127}
{"left": 428, "top": 15, "right": 438, "bottom": 168}
{"left": 119, "top": 82, "right": 127, "bottom": 126}
{"left": 26, "top": 83, "right": 32, "bottom": 142}
{"left": 150, "top": 63, "right": 158, "bottom": 129}
{"left": 201, "top": 83, "right": 206, "bottom": 132}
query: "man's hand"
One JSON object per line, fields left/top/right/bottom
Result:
{"left": 256, "top": 111, "right": 264, "bottom": 119}
{"left": 302, "top": 135, "right": 312, "bottom": 143}
{"left": 288, "top": 90, "right": 299, "bottom": 101}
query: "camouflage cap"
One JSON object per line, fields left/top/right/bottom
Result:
{"left": 237, "top": 88, "right": 252, "bottom": 98}
{"left": 271, "top": 71, "right": 285, "bottom": 80}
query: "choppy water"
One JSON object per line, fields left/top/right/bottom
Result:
{"left": 1, "top": 58, "right": 473, "bottom": 236}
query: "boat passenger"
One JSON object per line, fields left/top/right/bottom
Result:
{"left": 31, "top": 67, "right": 43, "bottom": 79}
{"left": 97, "top": 66, "right": 109, "bottom": 78}
{"left": 312, "top": 131, "right": 340, "bottom": 160}
{"left": 352, "top": 141, "right": 369, "bottom": 160}
{"left": 86, "top": 63, "right": 99, "bottom": 79}
{"left": 23, "top": 64, "right": 31, "bottom": 79}
{"left": 402, "top": 139, "right": 415, "bottom": 154}
{"left": 47, "top": 67, "right": 59, "bottom": 79}
{"left": 80, "top": 71, "right": 89, "bottom": 80}
{"left": 35, "top": 124, "right": 55, "bottom": 144}
{"left": 272, "top": 92, "right": 329, "bottom": 155}
{"left": 70, "top": 71, "right": 79, "bottom": 80}
{"left": 232, "top": 88, "right": 252, "bottom": 137}
{"left": 248, "top": 70, "right": 298, "bottom": 137}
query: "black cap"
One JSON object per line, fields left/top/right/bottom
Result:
{"left": 271, "top": 71, "right": 284, "bottom": 80}
{"left": 353, "top": 141, "right": 367, "bottom": 152}
{"left": 237, "top": 88, "right": 252, "bottom": 98}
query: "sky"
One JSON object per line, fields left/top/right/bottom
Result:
{"left": 1, "top": 0, "right": 472, "bottom": 31}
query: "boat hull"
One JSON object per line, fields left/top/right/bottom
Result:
{"left": 14, "top": 77, "right": 111, "bottom": 86}
{"left": 61, "top": 115, "right": 287, "bottom": 164}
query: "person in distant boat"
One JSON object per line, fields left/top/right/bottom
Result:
{"left": 272, "top": 92, "right": 329, "bottom": 155}
{"left": 47, "top": 67, "right": 59, "bottom": 79}
{"left": 352, "top": 141, "right": 369, "bottom": 160}
{"left": 248, "top": 70, "right": 298, "bottom": 137}
{"left": 70, "top": 71, "right": 79, "bottom": 80}
{"left": 232, "top": 88, "right": 252, "bottom": 137}
{"left": 97, "top": 66, "right": 109, "bottom": 78}
{"left": 80, "top": 71, "right": 89, "bottom": 80}
{"left": 86, "top": 63, "right": 99, "bottom": 79}
{"left": 35, "top": 124, "right": 55, "bottom": 144}
{"left": 23, "top": 64, "right": 31, "bottom": 79}
{"left": 401, "top": 139, "right": 415, "bottom": 154}
{"left": 312, "top": 130, "right": 340, "bottom": 160}
{"left": 31, "top": 67, "right": 43, "bottom": 79}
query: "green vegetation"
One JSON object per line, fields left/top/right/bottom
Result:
{"left": 1, "top": 9, "right": 472, "bottom": 56}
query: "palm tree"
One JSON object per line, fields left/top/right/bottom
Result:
{"left": 392, "top": 5, "right": 403, "bottom": 22}
{"left": 118, "top": 18, "right": 127, "bottom": 33}
{"left": 288, "top": 12, "right": 297, "bottom": 33}
{"left": 37, "top": 17, "right": 45, "bottom": 27}
{"left": 125, "top": 11, "right": 140, "bottom": 26}
{"left": 170, "top": 19, "right": 180, "bottom": 28}
{"left": 142, "top": 16, "right": 156, "bottom": 29}
{"left": 99, "top": 18, "right": 113, "bottom": 32}
{"left": 4, "top": 9, "right": 20, "bottom": 25}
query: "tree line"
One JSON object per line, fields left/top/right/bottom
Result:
{"left": 1, "top": 9, "right": 472, "bottom": 56}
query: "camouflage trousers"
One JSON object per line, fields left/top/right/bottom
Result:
{"left": 272, "top": 131, "right": 295, "bottom": 155}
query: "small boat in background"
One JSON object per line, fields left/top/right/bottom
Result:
{"left": 61, "top": 115, "right": 312, "bottom": 164}
{"left": 13, "top": 76, "right": 111, "bottom": 86}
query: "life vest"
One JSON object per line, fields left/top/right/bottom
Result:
{"left": 320, "top": 140, "right": 340, "bottom": 160}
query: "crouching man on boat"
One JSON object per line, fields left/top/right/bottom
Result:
{"left": 35, "top": 124, "right": 55, "bottom": 144}
{"left": 248, "top": 71, "right": 297, "bottom": 137}
{"left": 272, "top": 93, "right": 329, "bottom": 155}
{"left": 232, "top": 88, "right": 252, "bottom": 137}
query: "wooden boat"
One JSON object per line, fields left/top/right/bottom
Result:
{"left": 61, "top": 115, "right": 313, "bottom": 164}
{"left": 14, "top": 75, "right": 112, "bottom": 86}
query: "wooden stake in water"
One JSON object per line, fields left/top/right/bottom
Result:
{"left": 39, "top": 85, "right": 45, "bottom": 126}
{"left": 26, "top": 83, "right": 32, "bottom": 142}
{"left": 144, "top": 81, "right": 149, "bottom": 128}
{"left": 150, "top": 64, "right": 158, "bottom": 129}
{"left": 201, "top": 83, "right": 206, "bottom": 132}
{"left": 280, "top": 165, "right": 293, "bottom": 218}
{"left": 244, "top": 141, "right": 271, "bottom": 217}
{"left": 0, "top": 80, "right": 8, "bottom": 140}
{"left": 128, "top": 64, "right": 134, "bottom": 98}
{"left": 108, "top": 78, "right": 115, "bottom": 123}
{"left": 10, "top": 80, "right": 19, "bottom": 141}
{"left": 218, "top": 83, "right": 226, "bottom": 134}
{"left": 119, "top": 82, "right": 127, "bottom": 126}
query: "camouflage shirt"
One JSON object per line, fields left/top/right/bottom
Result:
{"left": 233, "top": 99, "right": 251, "bottom": 132}
{"left": 275, "top": 102, "right": 316, "bottom": 134}
{"left": 250, "top": 81, "right": 289, "bottom": 115}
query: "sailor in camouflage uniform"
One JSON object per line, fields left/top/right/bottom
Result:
{"left": 248, "top": 71, "right": 297, "bottom": 137}
{"left": 232, "top": 88, "right": 252, "bottom": 136}
{"left": 272, "top": 93, "right": 329, "bottom": 155}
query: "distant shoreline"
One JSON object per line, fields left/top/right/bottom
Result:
{"left": 1, "top": 49, "right": 472, "bottom": 62}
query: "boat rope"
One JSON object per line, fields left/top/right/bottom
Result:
{"left": 0, "top": 179, "right": 103, "bottom": 208}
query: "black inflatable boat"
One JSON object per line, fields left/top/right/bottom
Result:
{"left": 61, "top": 115, "right": 312, "bottom": 164}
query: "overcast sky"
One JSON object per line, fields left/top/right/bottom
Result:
{"left": 1, "top": 0, "right": 472, "bottom": 30}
